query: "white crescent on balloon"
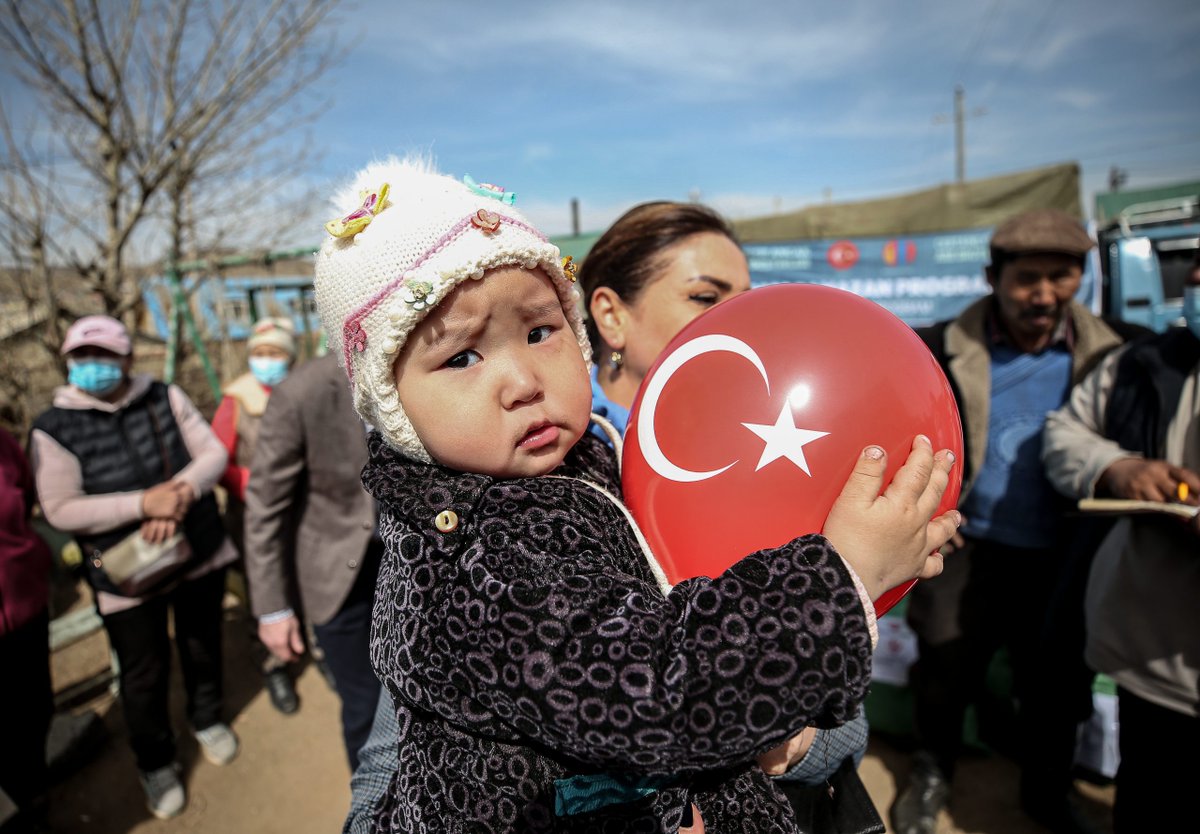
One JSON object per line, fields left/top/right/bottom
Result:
{"left": 635, "top": 334, "right": 770, "bottom": 483}
{"left": 635, "top": 333, "right": 832, "bottom": 483}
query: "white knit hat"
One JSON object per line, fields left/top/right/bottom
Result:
{"left": 313, "top": 157, "right": 591, "bottom": 461}
{"left": 247, "top": 317, "right": 297, "bottom": 357}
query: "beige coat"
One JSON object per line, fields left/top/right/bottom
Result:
{"left": 243, "top": 354, "right": 375, "bottom": 626}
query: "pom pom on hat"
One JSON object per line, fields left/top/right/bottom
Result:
{"left": 313, "top": 156, "right": 590, "bottom": 461}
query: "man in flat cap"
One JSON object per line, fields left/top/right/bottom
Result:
{"left": 891, "top": 209, "right": 1146, "bottom": 834}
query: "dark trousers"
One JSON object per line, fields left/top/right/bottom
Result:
{"left": 312, "top": 543, "right": 382, "bottom": 773}
{"left": 102, "top": 568, "right": 227, "bottom": 772}
{"left": 906, "top": 535, "right": 1078, "bottom": 782}
{"left": 1114, "top": 687, "right": 1198, "bottom": 833}
{"left": 0, "top": 609, "right": 53, "bottom": 813}
{"left": 1017, "top": 521, "right": 1109, "bottom": 805}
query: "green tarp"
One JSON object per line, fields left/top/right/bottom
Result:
{"left": 732, "top": 162, "right": 1083, "bottom": 242}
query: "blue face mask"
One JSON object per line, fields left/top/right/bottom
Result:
{"left": 249, "top": 356, "right": 290, "bottom": 387}
{"left": 67, "top": 358, "right": 125, "bottom": 396}
{"left": 1183, "top": 286, "right": 1200, "bottom": 339}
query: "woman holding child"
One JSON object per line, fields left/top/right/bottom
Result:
{"left": 29, "top": 316, "right": 240, "bottom": 820}
{"left": 321, "top": 159, "right": 958, "bottom": 833}
{"left": 580, "top": 202, "right": 880, "bottom": 822}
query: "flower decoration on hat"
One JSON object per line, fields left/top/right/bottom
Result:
{"left": 400, "top": 280, "right": 437, "bottom": 311}
{"left": 470, "top": 208, "right": 502, "bottom": 235}
{"left": 561, "top": 255, "right": 578, "bottom": 283}
{"left": 346, "top": 320, "right": 368, "bottom": 353}
{"left": 463, "top": 174, "right": 516, "bottom": 205}
{"left": 325, "top": 183, "right": 391, "bottom": 239}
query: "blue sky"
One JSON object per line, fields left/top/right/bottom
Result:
{"left": 311, "top": 0, "right": 1200, "bottom": 236}
{"left": 2, "top": 0, "right": 1198, "bottom": 244}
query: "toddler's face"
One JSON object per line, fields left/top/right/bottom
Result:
{"left": 394, "top": 266, "right": 592, "bottom": 478}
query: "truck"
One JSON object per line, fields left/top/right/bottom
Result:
{"left": 1095, "top": 186, "right": 1200, "bottom": 333}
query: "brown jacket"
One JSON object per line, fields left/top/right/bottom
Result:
{"left": 918, "top": 297, "right": 1129, "bottom": 501}
{"left": 244, "top": 354, "right": 374, "bottom": 626}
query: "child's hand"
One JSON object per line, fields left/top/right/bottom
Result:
{"left": 822, "top": 435, "right": 961, "bottom": 601}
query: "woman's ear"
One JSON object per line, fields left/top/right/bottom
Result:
{"left": 589, "top": 286, "right": 629, "bottom": 351}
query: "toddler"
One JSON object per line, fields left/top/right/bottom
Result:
{"left": 314, "top": 158, "right": 958, "bottom": 833}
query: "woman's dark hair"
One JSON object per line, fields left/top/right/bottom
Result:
{"left": 578, "top": 201, "right": 740, "bottom": 352}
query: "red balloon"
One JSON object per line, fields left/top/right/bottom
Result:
{"left": 621, "top": 284, "right": 963, "bottom": 618}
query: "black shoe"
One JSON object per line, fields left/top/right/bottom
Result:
{"left": 891, "top": 754, "right": 950, "bottom": 834}
{"left": 264, "top": 668, "right": 299, "bottom": 715}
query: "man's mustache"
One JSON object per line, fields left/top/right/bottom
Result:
{"left": 1021, "top": 305, "right": 1058, "bottom": 320}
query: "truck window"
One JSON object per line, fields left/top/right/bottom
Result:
{"left": 1157, "top": 238, "right": 1200, "bottom": 301}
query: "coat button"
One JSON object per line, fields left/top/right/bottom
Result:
{"left": 348, "top": 559, "right": 358, "bottom": 569}
{"left": 435, "top": 510, "right": 459, "bottom": 533}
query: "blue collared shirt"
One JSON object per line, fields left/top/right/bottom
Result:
{"left": 588, "top": 366, "right": 630, "bottom": 444}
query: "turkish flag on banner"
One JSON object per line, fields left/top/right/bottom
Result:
{"left": 621, "top": 284, "right": 963, "bottom": 617}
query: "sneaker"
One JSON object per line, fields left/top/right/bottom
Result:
{"left": 193, "top": 722, "right": 239, "bottom": 766}
{"left": 264, "top": 668, "right": 299, "bottom": 715}
{"left": 139, "top": 764, "right": 185, "bottom": 819}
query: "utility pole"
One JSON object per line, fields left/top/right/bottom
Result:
{"left": 1108, "top": 165, "right": 1128, "bottom": 192}
{"left": 954, "top": 85, "right": 965, "bottom": 184}
{"left": 935, "top": 85, "right": 985, "bottom": 183}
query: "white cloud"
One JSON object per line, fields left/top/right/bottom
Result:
{"left": 346, "top": 0, "right": 901, "bottom": 97}
{"left": 1051, "top": 88, "right": 1103, "bottom": 110}
{"left": 522, "top": 143, "right": 554, "bottom": 163}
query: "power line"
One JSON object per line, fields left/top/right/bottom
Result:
{"left": 1071, "top": 133, "right": 1200, "bottom": 163}
{"left": 951, "top": 0, "right": 1003, "bottom": 89}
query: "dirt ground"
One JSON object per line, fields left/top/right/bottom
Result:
{"left": 43, "top": 598, "right": 1114, "bottom": 834}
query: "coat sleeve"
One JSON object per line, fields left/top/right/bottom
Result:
{"left": 1043, "top": 347, "right": 1135, "bottom": 500}
{"left": 374, "top": 506, "right": 873, "bottom": 779}
{"left": 243, "top": 384, "right": 306, "bottom": 618}
{"left": 167, "top": 385, "right": 228, "bottom": 500}
{"left": 344, "top": 691, "right": 399, "bottom": 834}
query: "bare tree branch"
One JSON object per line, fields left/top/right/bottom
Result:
{"left": 1, "top": 0, "right": 342, "bottom": 339}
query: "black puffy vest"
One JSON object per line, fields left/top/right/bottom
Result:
{"left": 34, "top": 381, "right": 225, "bottom": 595}
{"left": 1104, "top": 327, "right": 1200, "bottom": 458}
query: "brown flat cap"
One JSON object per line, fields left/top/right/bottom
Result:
{"left": 990, "top": 208, "right": 1093, "bottom": 257}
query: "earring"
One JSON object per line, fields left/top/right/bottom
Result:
{"left": 609, "top": 350, "right": 623, "bottom": 370}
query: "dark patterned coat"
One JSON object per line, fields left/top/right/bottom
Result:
{"left": 362, "top": 429, "right": 874, "bottom": 833}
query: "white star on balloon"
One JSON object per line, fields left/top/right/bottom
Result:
{"left": 742, "top": 402, "right": 830, "bottom": 475}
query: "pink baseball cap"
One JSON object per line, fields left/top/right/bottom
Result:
{"left": 61, "top": 315, "right": 132, "bottom": 356}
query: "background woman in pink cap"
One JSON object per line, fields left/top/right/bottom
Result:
{"left": 28, "top": 315, "right": 240, "bottom": 820}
